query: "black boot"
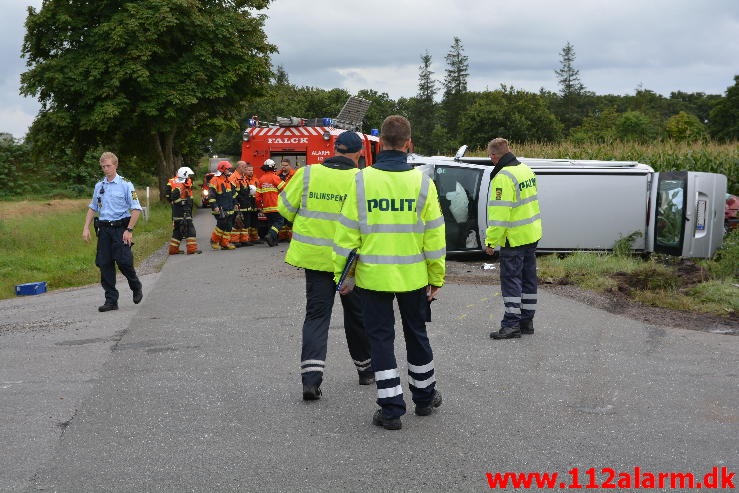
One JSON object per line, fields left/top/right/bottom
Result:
{"left": 302, "top": 384, "right": 322, "bottom": 401}
{"left": 490, "top": 326, "right": 521, "bottom": 339}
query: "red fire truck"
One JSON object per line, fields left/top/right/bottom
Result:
{"left": 240, "top": 97, "right": 380, "bottom": 178}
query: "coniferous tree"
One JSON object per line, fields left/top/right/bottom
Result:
{"left": 442, "top": 37, "right": 469, "bottom": 144}
{"left": 411, "top": 50, "right": 438, "bottom": 154}
{"left": 555, "top": 42, "right": 585, "bottom": 97}
{"left": 553, "top": 41, "right": 590, "bottom": 132}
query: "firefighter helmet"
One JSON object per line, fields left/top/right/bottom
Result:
{"left": 176, "top": 166, "right": 195, "bottom": 180}
{"left": 261, "top": 159, "right": 276, "bottom": 172}
{"left": 216, "top": 161, "right": 233, "bottom": 173}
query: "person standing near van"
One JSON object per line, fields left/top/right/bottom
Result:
{"left": 82, "top": 151, "right": 143, "bottom": 312}
{"left": 333, "top": 115, "right": 446, "bottom": 431}
{"left": 484, "top": 138, "right": 542, "bottom": 339}
{"left": 278, "top": 131, "right": 374, "bottom": 401}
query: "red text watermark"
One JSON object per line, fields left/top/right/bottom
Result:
{"left": 485, "top": 466, "right": 735, "bottom": 489}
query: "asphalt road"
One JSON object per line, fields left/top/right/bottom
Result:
{"left": 1, "top": 208, "right": 736, "bottom": 492}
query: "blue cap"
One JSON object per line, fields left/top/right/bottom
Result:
{"left": 334, "top": 131, "right": 363, "bottom": 153}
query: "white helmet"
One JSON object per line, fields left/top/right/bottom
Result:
{"left": 176, "top": 166, "right": 195, "bottom": 180}
{"left": 261, "top": 159, "right": 276, "bottom": 171}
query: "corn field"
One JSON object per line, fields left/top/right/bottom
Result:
{"left": 469, "top": 141, "right": 738, "bottom": 195}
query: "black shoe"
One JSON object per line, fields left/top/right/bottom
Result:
{"left": 415, "top": 390, "right": 443, "bottom": 416}
{"left": 133, "top": 289, "right": 143, "bottom": 304}
{"left": 240, "top": 242, "right": 254, "bottom": 247}
{"left": 302, "top": 385, "right": 322, "bottom": 401}
{"left": 490, "top": 326, "right": 521, "bottom": 339}
{"left": 187, "top": 250, "right": 203, "bottom": 255}
{"left": 358, "top": 373, "right": 375, "bottom": 386}
{"left": 520, "top": 320, "right": 534, "bottom": 335}
{"left": 372, "top": 409, "right": 402, "bottom": 430}
{"left": 98, "top": 303, "right": 118, "bottom": 312}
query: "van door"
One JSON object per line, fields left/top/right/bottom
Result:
{"left": 653, "top": 171, "right": 727, "bottom": 257}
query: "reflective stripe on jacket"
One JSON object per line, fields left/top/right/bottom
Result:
{"left": 208, "top": 174, "right": 237, "bottom": 212}
{"left": 256, "top": 172, "right": 285, "bottom": 213}
{"left": 333, "top": 166, "right": 446, "bottom": 292}
{"left": 166, "top": 178, "right": 193, "bottom": 218}
{"left": 279, "top": 163, "right": 358, "bottom": 272}
{"left": 229, "top": 171, "right": 250, "bottom": 207}
{"left": 485, "top": 162, "right": 542, "bottom": 248}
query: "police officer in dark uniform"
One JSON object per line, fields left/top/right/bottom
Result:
{"left": 484, "top": 138, "right": 542, "bottom": 339}
{"left": 82, "top": 151, "right": 143, "bottom": 312}
{"left": 333, "top": 116, "right": 446, "bottom": 431}
{"left": 278, "top": 131, "right": 374, "bottom": 401}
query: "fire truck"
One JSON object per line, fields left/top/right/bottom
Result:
{"left": 240, "top": 96, "right": 380, "bottom": 178}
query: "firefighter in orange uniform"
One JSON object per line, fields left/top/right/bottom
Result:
{"left": 255, "top": 159, "right": 286, "bottom": 247}
{"left": 209, "top": 160, "right": 238, "bottom": 250}
{"left": 229, "top": 161, "right": 254, "bottom": 247}
{"left": 277, "top": 158, "right": 296, "bottom": 241}
{"left": 242, "top": 163, "right": 262, "bottom": 244}
{"left": 165, "top": 167, "right": 202, "bottom": 255}
{"left": 278, "top": 158, "right": 296, "bottom": 183}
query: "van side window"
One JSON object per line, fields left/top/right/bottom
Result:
{"left": 434, "top": 166, "right": 482, "bottom": 250}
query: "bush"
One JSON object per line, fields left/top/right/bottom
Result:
{"left": 708, "top": 228, "right": 739, "bottom": 281}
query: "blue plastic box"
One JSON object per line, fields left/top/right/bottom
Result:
{"left": 15, "top": 281, "right": 47, "bottom": 296}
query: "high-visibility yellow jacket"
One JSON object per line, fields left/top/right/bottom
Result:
{"left": 485, "top": 162, "right": 542, "bottom": 248}
{"left": 279, "top": 159, "right": 358, "bottom": 272}
{"left": 333, "top": 158, "right": 446, "bottom": 292}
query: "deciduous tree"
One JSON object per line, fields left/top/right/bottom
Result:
{"left": 709, "top": 75, "right": 739, "bottom": 140}
{"left": 21, "top": 0, "right": 275, "bottom": 198}
{"left": 458, "top": 88, "right": 562, "bottom": 149}
{"left": 665, "top": 111, "right": 707, "bottom": 142}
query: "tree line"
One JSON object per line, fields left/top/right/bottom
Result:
{"left": 2, "top": 2, "right": 737, "bottom": 200}
{"left": 232, "top": 39, "right": 738, "bottom": 157}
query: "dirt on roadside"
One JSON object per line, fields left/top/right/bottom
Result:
{"left": 445, "top": 258, "right": 738, "bottom": 336}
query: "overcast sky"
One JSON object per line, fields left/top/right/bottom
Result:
{"left": 1, "top": 0, "right": 737, "bottom": 138}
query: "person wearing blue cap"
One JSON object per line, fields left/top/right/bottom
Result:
{"left": 278, "top": 131, "right": 373, "bottom": 402}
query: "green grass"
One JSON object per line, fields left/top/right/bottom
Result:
{"left": 0, "top": 199, "right": 172, "bottom": 300}
{"left": 538, "top": 234, "right": 738, "bottom": 317}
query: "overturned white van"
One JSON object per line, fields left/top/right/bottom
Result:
{"left": 410, "top": 147, "right": 727, "bottom": 258}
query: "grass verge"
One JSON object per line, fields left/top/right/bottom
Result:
{"left": 537, "top": 229, "right": 739, "bottom": 317}
{"left": 0, "top": 198, "right": 172, "bottom": 300}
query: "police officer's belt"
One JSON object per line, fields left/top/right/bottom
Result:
{"left": 97, "top": 218, "right": 130, "bottom": 228}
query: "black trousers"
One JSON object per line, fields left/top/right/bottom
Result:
{"left": 96, "top": 225, "right": 141, "bottom": 305}
{"left": 300, "top": 269, "right": 372, "bottom": 387}
{"left": 264, "top": 212, "right": 284, "bottom": 240}
{"left": 358, "top": 286, "right": 436, "bottom": 419}
{"left": 172, "top": 217, "right": 196, "bottom": 240}
{"left": 499, "top": 242, "right": 538, "bottom": 329}
{"left": 215, "top": 212, "right": 234, "bottom": 233}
